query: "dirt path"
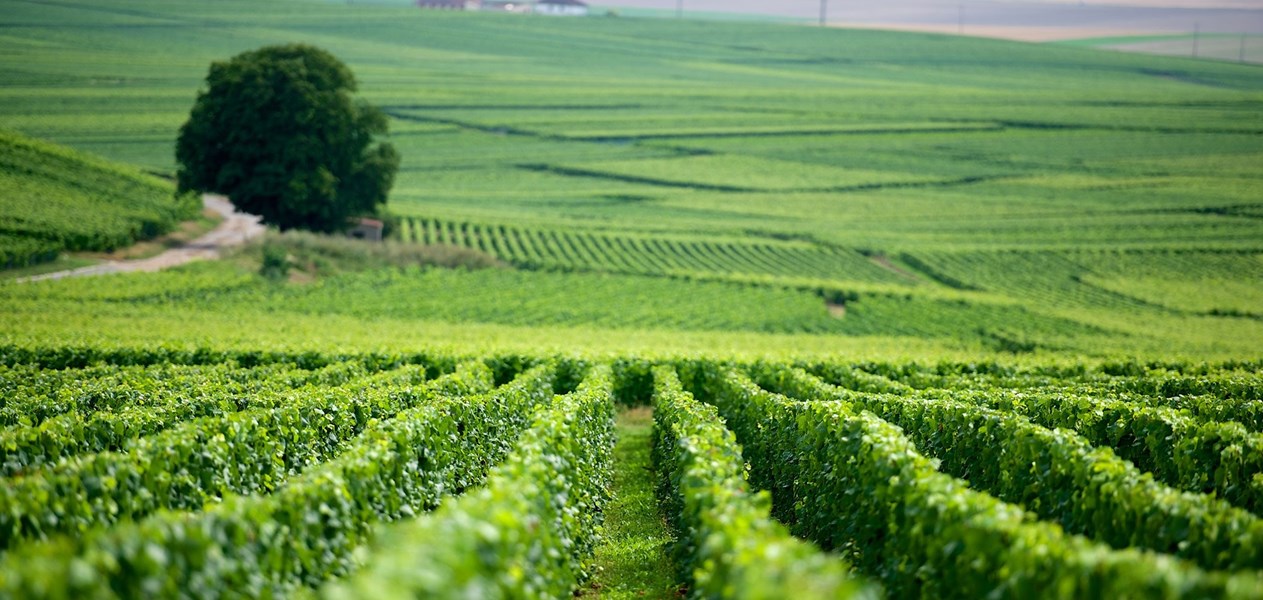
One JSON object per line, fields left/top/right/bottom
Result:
{"left": 20, "top": 194, "right": 265, "bottom": 282}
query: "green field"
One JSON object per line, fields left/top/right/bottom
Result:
{"left": 0, "top": 0, "right": 1262, "bottom": 597}
{"left": 3, "top": 0, "right": 1261, "bottom": 359}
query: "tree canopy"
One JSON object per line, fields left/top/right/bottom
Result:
{"left": 176, "top": 44, "right": 398, "bottom": 233}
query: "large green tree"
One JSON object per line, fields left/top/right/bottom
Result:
{"left": 176, "top": 44, "right": 398, "bottom": 232}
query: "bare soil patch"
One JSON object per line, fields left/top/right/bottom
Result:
{"left": 869, "top": 254, "right": 922, "bottom": 283}
{"left": 827, "top": 302, "right": 847, "bottom": 318}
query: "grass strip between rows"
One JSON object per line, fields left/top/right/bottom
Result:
{"left": 321, "top": 364, "right": 615, "bottom": 599}
{"left": 0, "top": 363, "right": 559, "bottom": 599}
{"left": 578, "top": 405, "right": 679, "bottom": 599}
{"left": 651, "top": 365, "right": 875, "bottom": 600}
{"left": 690, "top": 364, "right": 1263, "bottom": 599}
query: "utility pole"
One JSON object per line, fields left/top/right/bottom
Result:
{"left": 820, "top": 0, "right": 828, "bottom": 27}
{"left": 958, "top": 3, "right": 965, "bottom": 36}
{"left": 676, "top": 0, "right": 682, "bottom": 19}
{"left": 1192, "top": 22, "right": 1200, "bottom": 58}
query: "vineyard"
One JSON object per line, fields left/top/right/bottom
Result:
{"left": 0, "top": 347, "right": 1257, "bottom": 598}
{"left": 394, "top": 216, "right": 902, "bottom": 285}
{"left": 0, "top": 131, "right": 199, "bottom": 269}
{"left": 0, "top": 0, "right": 1261, "bottom": 597}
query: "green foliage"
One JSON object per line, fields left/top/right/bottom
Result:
{"left": 650, "top": 365, "right": 874, "bottom": 600}
{"left": 0, "top": 361, "right": 494, "bottom": 551}
{"left": 0, "top": 130, "right": 199, "bottom": 268}
{"left": 260, "top": 240, "right": 290, "bottom": 280}
{"left": 0, "top": 362, "right": 553, "bottom": 598}
{"left": 915, "top": 384, "right": 1263, "bottom": 516}
{"left": 6, "top": 261, "right": 856, "bottom": 335}
{"left": 582, "top": 407, "right": 680, "bottom": 599}
{"left": 245, "top": 229, "right": 502, "bottom": 278}
{"left": 176, "top": 44, "right": 398, "bottom": 233}
{"left": 0, "top": 343, "right": 460, "bottom": 373}
{"left": 756, "top": 365, "right": 1263, "bottom": 572}
{"left": 1, "top": 347, "right": 1263, "bottom": 598}
{"left": 693, "top": 365, "right": 1263, "bottom": 599}
{"left": 0, "top": 2, "right": 1262, "bottom": 592}
{"left": 398, "top": 216, "right": 902, "bottom": 285}
{"left": 323, "top": 365, "right": 615, "bottom": 599}
{"left": 1103, "top": 370, "right": 1263, "bottom": 403}
{"left": 812, "top": 363, "right": 1263, "bottom": 490}
{"left": 0, "top": 0, "right": 1261, "bottom": 357}
{"left": 225, "top": 267, "right": 851, "bottom": 334}
{"left": 0, "top": 361, "right": 371, "bottom": 475}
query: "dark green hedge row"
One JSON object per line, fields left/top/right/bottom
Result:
{"left": 0, "top": 360, "right": 376, "bottom": 428}
{"left": 0, "top": 363, "right": 560, "bottom": 599}
{"left": 0, "top": 360, "right": 496, "bottom": 551}
{"left": 0, "top": 361, "right": 385, "bottom": 476}
{"left": 802, "top": 361, "right": 914, "bottom": 395}
{"left": 0, "top": 130, "right": 200, "bottom": 255}
{"left": 322, "top": 364, "right": 616, "bottom": 599}
{"left": 1136, "top": 391, "right": 1263, "bottom": 433}
{"left": 1105, "top": 372, "right": 1263, "bottom": 402}
{"left": 920, "top": 379, "right": 1263, "bottom": 434}
{"left": 693, "top": 365, "right": 1263, "bottom": 599}
{"left": 651, "top": 365, "right": 874, "bottom": 600}
{"left": 799, "top": 359, "right": 1263, "bottom": 398}
{"left": 0, "top": 343, "right": 463, "bottom": 372}
{"left": 918, "top": 384, "right": 1263, "bottom": 516}
{"left": 808, "top": 357, "right": 1263, "bottom": 436}
{"left": 758, "top": 365, "right": 1263, "bottom": 573}
{"left": 793, "top": 358, "right": 1263, "bottom": 518}
{"left": 0, "top": 233, "right": 60, "bottom": 269}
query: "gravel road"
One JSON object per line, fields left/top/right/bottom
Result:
{"left": 19, "top": 195, "right": 265, "bottom": 282}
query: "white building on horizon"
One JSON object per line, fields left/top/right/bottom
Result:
{"left": 534, "top": 0, "right": 589, "bottom": 16}
{"left": 418, "top": 0, "right": 590, "bottom": 16}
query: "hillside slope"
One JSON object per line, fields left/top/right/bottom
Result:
{"left": 0, "top": 131, "right": 198, "bottom": 269}
{"left": 0, "top": 1, "right": 1258, "bottom": 359}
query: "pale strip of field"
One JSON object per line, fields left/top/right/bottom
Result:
{"left": 594, "top": 0, "right": 1263, "bottom": 63}
{"left": 594, "top": 1, "right": 1263, "bottom": 12}
{"left": 838, "top": 22, "right": 1172, "bottom": 42}
{"left": 594, "top": 0, "right": 1263, "bottom": 40}
{"left": 1096, "top": 34, "right": 1263, "bottom": 62}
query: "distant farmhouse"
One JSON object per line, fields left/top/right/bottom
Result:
{"left": 480, "top": 0, "right": 532, "bottom": 12}
{"left": 417, "top": 0, "right": 588, "bottom": 15}
{"left": 535, "top": 0, "right": 588, "bottom": 15}
{"left": 416, "top": 0, "right": 477, "bottom": 9}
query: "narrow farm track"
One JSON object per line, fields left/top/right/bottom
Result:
{"left": 19, "top": 195, "right": 264, "bottom": 282}
{"left": 581, "top": 407, "right": 680, "bottom": 599}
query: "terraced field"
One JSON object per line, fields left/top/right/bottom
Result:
{"left": 396, "top": 216, "right": 902, "bottom": 283}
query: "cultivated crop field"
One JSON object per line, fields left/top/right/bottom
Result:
{"left": 5, "top": 0, "right": 1260, "bottom": 356}
{"left": 2, "top": 347, "right": 1263, "bottom": 598}
{"left": 0, "top": 131, "right": 199, "bottom": 269}
{"left": 1, "top": 0, "right": 1262, "bottom": 597}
